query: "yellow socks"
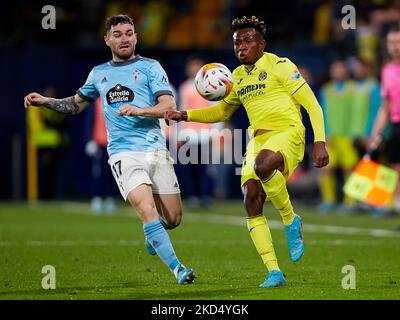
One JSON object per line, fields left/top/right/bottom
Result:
{"left": 260, "top": 170, "right": 295, "bottom": 226}
{"left": 247, "top": 215, "right": 280, "bottom": 272}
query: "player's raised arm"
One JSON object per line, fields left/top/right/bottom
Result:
{"left": 292, "top": 83, "right": 329, "bottom": 168}
{"left": 274, "top": 58, "right": 329, "bottom": 168}
{"left": 164, "top": 100, "right": 239, "bottom": 125}
{"left": 24, "top": 92, "right": 91, "bottom": 114}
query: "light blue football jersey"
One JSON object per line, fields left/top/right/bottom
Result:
{"left": 77, "top": 55, "right": 172, "bottom": 156}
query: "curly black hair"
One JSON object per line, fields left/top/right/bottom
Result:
{"left": 231, "top": 15, "right": 266, "bottom": 37}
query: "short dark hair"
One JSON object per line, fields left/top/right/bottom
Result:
{"left": 231, "top": 15, "right": 266, "bottom": 37}
{"left": 105, "top": 14, "right": 134, "bottom": 32}
{"left": 388, "top": 24, "right": 400, "bottom": 35}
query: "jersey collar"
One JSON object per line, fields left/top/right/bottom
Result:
{"left": 243, "top": 52, "right": 267, "bottom": 74}
{"left": 110, "top": 55, "right": 141, "bottom": 67}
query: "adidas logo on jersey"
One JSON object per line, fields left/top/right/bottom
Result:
{"left": 101, "top": 77, "right": 108, "bottom": 83}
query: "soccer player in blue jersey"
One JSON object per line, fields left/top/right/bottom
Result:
{"left": 23, "top": 14, "right": 195, "bottom": 285}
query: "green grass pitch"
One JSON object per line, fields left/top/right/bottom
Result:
{"left": 0, "top": 200, "right": 399, "bottom": 300}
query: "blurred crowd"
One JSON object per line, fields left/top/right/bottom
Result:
{"left": 3, "top": 0, "right": 399, "bottom": 51}
{"left": 13, "top": 0, "right": 400, "bottom": 216}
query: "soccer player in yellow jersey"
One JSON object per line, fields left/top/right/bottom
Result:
{"left": 166, "top": 16, "right": 329, "bottom": 288}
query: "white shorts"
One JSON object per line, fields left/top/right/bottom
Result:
{"left": 108, "top": 150, "right": 180, "bottom": 201}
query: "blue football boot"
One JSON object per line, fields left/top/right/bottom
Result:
{"left": 284, "top": 214, "right": 305, "bottom": 262}
{"left": 173, "top": 263, "right": 195, "bottom": 285}
{"left": 259, "top": 270, "right": 286, "bottom": 288}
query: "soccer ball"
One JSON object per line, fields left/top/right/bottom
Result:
{"left": 194, "top": 63, "right": 233, "bottom": 101}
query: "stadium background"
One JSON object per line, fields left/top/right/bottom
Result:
{"left": 0, "top": 0, "right": 397, "bottom": 202}
{"left": 2, "top": 0, "right": 400, "bottom": 302}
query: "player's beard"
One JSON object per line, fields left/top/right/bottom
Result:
{"left": 114, "top": 46, "right": 135, "bottom": 61}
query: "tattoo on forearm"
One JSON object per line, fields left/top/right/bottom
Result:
{"left": 43, "top": 96, "right": 80, "bottom": 114}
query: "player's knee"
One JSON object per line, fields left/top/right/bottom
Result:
{"left": 254, "top": 151, "right": 282, "bottom": 180}
{"left": 165, "top": 212, "right": 182, "bottom": 228}
{"left": 254, "top": 158, "right": 274, "bottom": 180}
{"left": 135, "top": 200, "right": 157, "bottom": 217}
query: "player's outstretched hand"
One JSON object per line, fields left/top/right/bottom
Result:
{"left": 164, "top": 111, "right": 187, "bottom": 126}
{"left": 119, "top": 104, "right": 143, "bottom": 116}
{"left": 312, "top": 141, "right": 329, "bottom": 168}
{"left": 24, "top": 92, "right": 47, "bottom": 109}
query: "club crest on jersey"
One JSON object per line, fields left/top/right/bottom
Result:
{"left": 133, "top": 69, "right": 140, "bottom": 80}
{"left": 289, "top": 70, "right": 301, "bottom": 81}
{"left": 106, "top": 84, "right": 134, "bottom": 106}
{"left": 258, "top": 71, "right": 268, "bottom": 81}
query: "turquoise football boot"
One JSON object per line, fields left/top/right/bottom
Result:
{"left": 174, "top": 263, "right": 195, "bottom": 285}
{"left": 284, "top": 214, "right": 305, "bottom": 262}
{"left": 259, "top": 270, "right": 286, "bottom": 288}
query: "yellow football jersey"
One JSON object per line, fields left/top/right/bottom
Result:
{"left": 223, "top": 52, "right": 306, "bottom": 131}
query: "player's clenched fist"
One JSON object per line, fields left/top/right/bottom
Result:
{"left": 119, "top": 104, "right": 142, "bottom": 116}
{"left": 24, "top": 92, "right": 47, "bottom": 109}
{"left": 164, "top": 110, "right": 187, "bottom": 125}
{"left": 312, "top": 141, "right": 329, "bottom": 168}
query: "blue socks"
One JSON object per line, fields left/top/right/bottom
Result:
{"left": 143, "top": 219, "right": 180, "bottom": 272}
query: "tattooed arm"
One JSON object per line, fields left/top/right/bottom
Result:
{"left": 24, "top": 93, "right": 91, "bottom": 114}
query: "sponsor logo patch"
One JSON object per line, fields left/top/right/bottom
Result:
{"left": 289, "top": 70, "right": 301, "bottom": 81}
{"left": 106, "top": 84, "right": 134, "bottom": 106}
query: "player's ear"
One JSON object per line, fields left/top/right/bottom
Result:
{"left": 260, "top": 39, "right": 266, "bottom": 51}
{"left": 104, "top": 34, "right": 111, "bottom": 47}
